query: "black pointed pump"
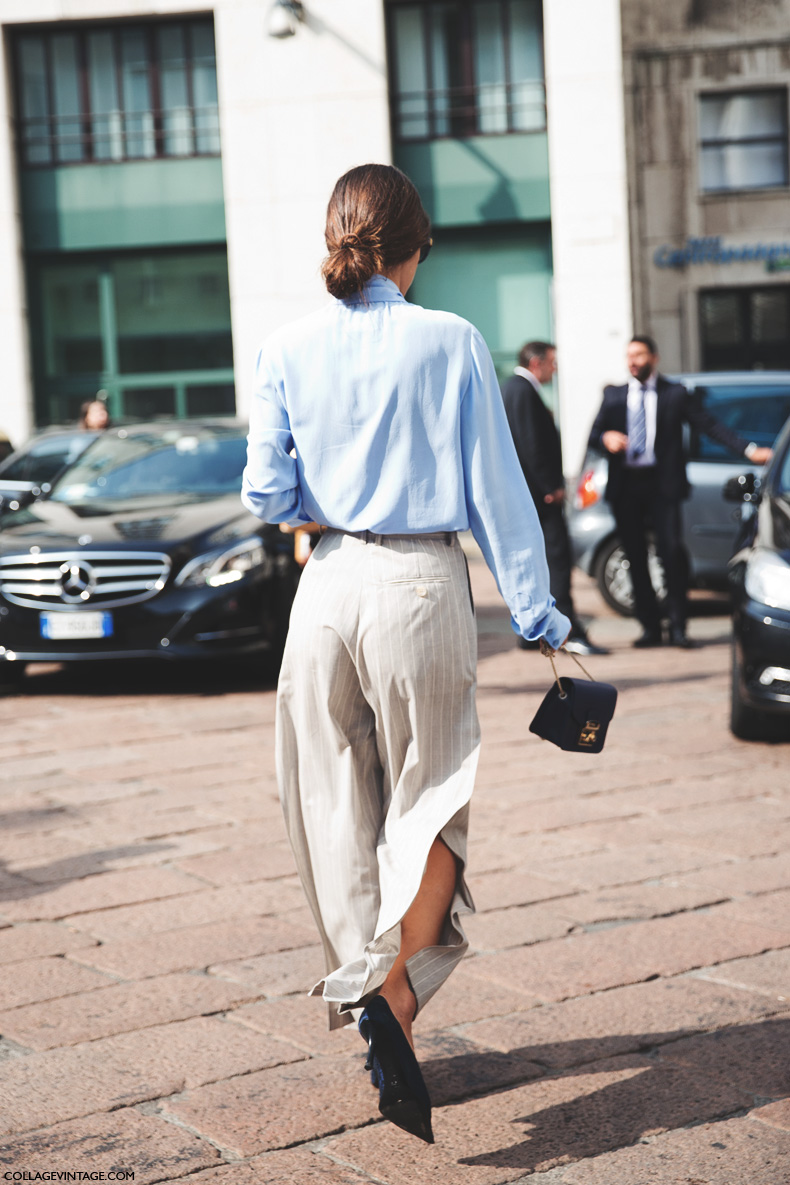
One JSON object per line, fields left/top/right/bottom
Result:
{"left": 358, "top": 995, "right": 434, "bottom": 1144}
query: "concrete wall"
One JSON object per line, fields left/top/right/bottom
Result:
{"left": 0, "top": 0, "right": 391, "bottom": 437}
{"left": 544, "top": 0, "right": 634, "bottom": 475}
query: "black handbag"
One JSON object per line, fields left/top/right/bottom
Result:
{"left": 529, "top": 648, "right": 617, "bottom": 754}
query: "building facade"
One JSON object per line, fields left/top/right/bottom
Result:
{"left": 0, "top": 0, "right": 634, "bottom": 475}
{"left": 623, "top": 0, "right": 790, "bottom": 375}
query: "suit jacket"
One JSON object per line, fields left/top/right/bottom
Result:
{"left": 588, "top": 374, "right": 749, "bottom": 503}
{"left": 502, "top": 373, "right": 563, "bottom": 507}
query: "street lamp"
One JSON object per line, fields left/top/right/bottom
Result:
{"left": 267, "top": 0, "right": 306, "bottom": 38}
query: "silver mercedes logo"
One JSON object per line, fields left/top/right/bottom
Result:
{"left": 60, "top": 561, "right": 96, "bottom": 603}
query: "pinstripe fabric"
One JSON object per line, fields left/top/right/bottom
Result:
{"left": 276, "top": 529, "right": 480, "bottom": 1030}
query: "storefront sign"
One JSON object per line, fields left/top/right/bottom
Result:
{"left": 654, "top": 236, "right": 790, "bottom": 270}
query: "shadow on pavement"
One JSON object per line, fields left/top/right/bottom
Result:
{"left": 422, "top": 1016, "right": 790, "bottom": 1172}
{"left": 0, "top": 842, "right": 173, "bottom": 903}
{"left": 1, "top": 658, "right": 278, "bottom": 699}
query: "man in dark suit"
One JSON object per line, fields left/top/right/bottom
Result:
{"left": 589, "top": 335, "right": 773, "bottom": 648}
{"left": 503, "top": 341, "right": 607, "bottom": 657}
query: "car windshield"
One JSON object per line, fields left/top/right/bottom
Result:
{"left": 0, "top": 433, "right": 93, "bottom": 484}
{"left": 49, "top": 428, "right": 247, "bottom": 504}
{"left": 688, "top": 383, "right": 790, "bottom": 461}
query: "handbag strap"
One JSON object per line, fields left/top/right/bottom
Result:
{"left": 547, "top": 646, "right": 594, "bottom": 699}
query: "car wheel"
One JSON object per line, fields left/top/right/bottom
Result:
{"left": 592, "top": 536, "right": 667, "bottom": 617}
{"left": 730, "top": 641, "right": 790, "bottom": 741}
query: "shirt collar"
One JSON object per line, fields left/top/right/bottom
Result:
{"left": 514, "top": 366, "right": 542, "bottom": 392}
{"left": 342, "top": 275, "right": 406, "bottom": 305}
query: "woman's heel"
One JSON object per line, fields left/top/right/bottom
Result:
{"left": 359, "top": 996, "right": 434, "bottom": 1144}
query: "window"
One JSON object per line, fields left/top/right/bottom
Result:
{"left": 387, "top": 0, "right": 545, "bottom": 141}
{"left": 14, "top": 19, "right": 220, "bottom": 166}
{"left": 699, "top": 90, "right": 788, "bottom": 192}
{"left": 30, "top": 249, "right": 235, "bottom": 424}
{"left": 699, "top": 286, "right": 790, "bottom": 372}
{"left": 687, "top": 383, "right": 790, "bottom": 461}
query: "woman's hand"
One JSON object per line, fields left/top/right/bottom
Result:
{"left": 539, "top": 633, "right": 570, "bottom": 657}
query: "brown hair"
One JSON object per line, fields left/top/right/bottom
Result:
{"left": 321, "top": 164, "right": 431, "bottom": 299}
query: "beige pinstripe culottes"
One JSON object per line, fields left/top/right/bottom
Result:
{"left": 275, "top": 529, "right": 480, "bottom": 1029}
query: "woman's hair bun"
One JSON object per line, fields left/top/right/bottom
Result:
{"left": 321, "top": 164, "right": 430, "bottom": 300}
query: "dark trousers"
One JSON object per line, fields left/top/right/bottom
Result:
{"left": 611, "top": 469, "right": 687, "bottom": 632}
{"left": 538, "top": 502, "right": 579, "bottom": 632}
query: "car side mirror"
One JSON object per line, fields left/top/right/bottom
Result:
{"left": 723, "top": 472, "right": 761, "bottom": 504}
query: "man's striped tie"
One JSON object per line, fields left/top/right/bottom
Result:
{"left": 631, "top": 385, "right": 647, "bottom": 456}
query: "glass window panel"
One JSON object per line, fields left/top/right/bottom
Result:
{"left": 50, "top": 34, "right": 84, "bottom": 163}
{"left": 392, "top": 6, "right": 430, "bottom": 140}
{"left": 430, "top": 3, "right": 461, "bottom": 136}
{"left": 120, "top": 28, "right": 155, "bottom": 158}
{"left": 508, "top": 0, "right": 545, "bottom": 131}
{"left": 88, "top": 31, "right": 123, "bottom": 161}
{"left": 39, "top": 263, "right": 103, "bottom": 378}
{"left": 123, "top": 388, "right": 176, "bottom": 419}
{"left": 702, "top": 142, "right": 787, "bottom": 191}
{"left": 472, "top": 2, "right": 507, "bottom": 134}
{"left": 18, "top": 36, "right": 52, "bottom": 165}
{"left": 113, "top": 252, "right": 232, "bottom": 374}
{"left": 158, "top": 25, "right": 193, "bottom": 156}
{"left": 186, "top": 384, "right": 236, "bottom": 416}
{"left": 750, "top": 290, "right": 789, "bottom": 342}
{"left": 700, "top": 292, "right": 743, "bottom": 346}
{"left": 189, "top": 22, "right": 220, "bottom": 155}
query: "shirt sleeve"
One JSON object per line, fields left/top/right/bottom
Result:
{"left": 461, "top": 327, "right": 571, "bottom": 649}
{"left": 241, "top": 345, "right": 311, "bottom": 526}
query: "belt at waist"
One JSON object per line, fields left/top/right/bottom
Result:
{"left": 322, "top": 528, "right": 456, "bottom": 546}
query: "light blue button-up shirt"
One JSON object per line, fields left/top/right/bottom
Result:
{"left": 242, "top": 275, "right": 570, "bottom": 648}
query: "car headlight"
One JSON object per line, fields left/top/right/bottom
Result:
{"left": 175, "top": 537, "right": 267, "bottom": 589}
{"left": 744, "top": 549, "right": 790, "bottom": 611}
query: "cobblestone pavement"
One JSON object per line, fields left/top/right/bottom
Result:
{"left": 1, "top": 550, "right": 789, "bottom": 1184}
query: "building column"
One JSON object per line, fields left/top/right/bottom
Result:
{"left": 0, "top": 43, "right": 34, "bottom": 445}
{"left": 543, "top": 0, "right": 633, "bottom": 476}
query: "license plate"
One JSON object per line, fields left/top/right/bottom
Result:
{"left": 40, "top": 612, "right": 113, "bottom": 640}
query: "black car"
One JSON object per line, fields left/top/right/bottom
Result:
{"left": 726, "top": 415, "right": 790, "bottom": 740}
{"left": 0, "top": 427, "right": 100, "bottom": 513}
{"left": 0, "top": 421, "right": 299, "bottom": 684}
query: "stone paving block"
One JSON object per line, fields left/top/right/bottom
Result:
{"left": 696, "top": 948, "right": 790, "bottom": 1000}
{"left": 414, "top": 964, "right": 539, "bottom": 1032}
{"left": 658, "top": 1013, "right": 790, "bottom": 1097}
{"left": 324, "top": 1055, "right": 750, "bottom": 1182}
{"left": 464, "top": 903, "right": 575, "bottom": 951}
{"left": 419, "top": 1030, "right": 544, "bottom": 1104}
{"left": 0, "top": 921, "right": 97, "bottom": 964}
{"left": 226, "top": 994, "right": 362, "bottom": 1056}
{"left": 466, "top": 829, "right": 606, "bottom": 876}
{"left": 8, "top": 832, "right": 235, "bottom": 882}
{"left": 209, "top": 944, "right": 325, "bottom": 996}
{"left": 558, "top": 1115, "right": 790, "bottom": 1184}
{"left": 180, "top": 1147, "right": 372, "bottom": 1184}
{"left": 460, "top": 976, "right": 786, "bottom": 1067}
{"left": 66, "top": 879, "right": 307, "bottom": 941}
{"left": 0, "top": 866, "right": 202, "bottom": 922}
{"left": 674, "top": 821, "right": 790, "bottom": 859}
{"left": 68, "top": 914, "right": 315, "bottom": 979}
{"left": 0, "top": 971, "right": 262, "bottom": 1050}
{"left": 0, "top": 1108, "right": 221, "bottom": 1182}
{"left": 161, "top": 1054, "right": 376, "bottom": 1155}
{"left": 675, "top": 850, "right": 790, "bottom": 897}
{"left": 175, "top": 843, "right": 297, "bottom": 886}
{"left": 529, "top": 842, "right": 721, "bottom": 891}
{"left": 0, "top": 1017, "right": 305, "bottom": 1136}
{"left": 462, "top": 904, "right": 790, "bottom": 1002}
{"left": 554, "top": 881, "right": 726, "bottom": 926}
{"left": 0, "top": 955, "right": 112, "bottom": 1010}
{"left": 727, "top": 888, "right": 790, "bottom": 935}
{"left": 467, "top": 869, "right": 577, "bottom": 913}
{"left": 751, "top": 1098, "right": 790, "bottom": 1132}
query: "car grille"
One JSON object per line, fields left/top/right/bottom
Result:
{"left": 0, "top": 551, "right": 172, "bottom": 610}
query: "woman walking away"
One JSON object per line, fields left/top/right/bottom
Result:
{"left": 242, "top": 164, "right": 570, "bottom": 1144}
